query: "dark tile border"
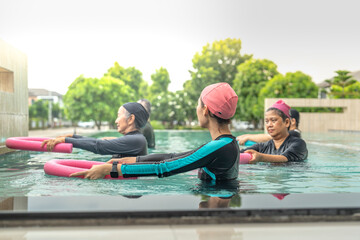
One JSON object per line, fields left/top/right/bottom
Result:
{"left": 1, "top": 207, "right": 360, "bottom": 227}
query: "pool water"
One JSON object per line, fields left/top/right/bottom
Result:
{"left": 1, "top": 130, "right": 360, "bottom": 197}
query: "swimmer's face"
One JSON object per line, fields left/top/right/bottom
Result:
{"left": 265, "top": 110, "right": 290, "bottom": 137}
{"left": 115, "top": 106, "right": 131, "bottom": 134}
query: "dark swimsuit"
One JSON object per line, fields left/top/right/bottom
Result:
{"left": 140, "top": 122, "right": 155, "bottom": 148}
{"left": 240, "top": 134, "right": 308, "bottom": 162}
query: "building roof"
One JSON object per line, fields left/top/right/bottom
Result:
{"left": 352, "top": 70, "right": 360, "bottom": 81}
{"left": 28, "top": 88, "right": 63, "bottom": 97}
{"left": 317, "top": 81, "right": 331, "bottom": 88}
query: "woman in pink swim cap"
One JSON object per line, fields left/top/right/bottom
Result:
{"left": 71, "top": 83, "right": 241, "bottom": 181}
{"left": 240, "top": 100, "right": 308, "bottom": 163}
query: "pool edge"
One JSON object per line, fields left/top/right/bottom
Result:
{"left": 1, "top": 207, "right": 360, "bottom": 227}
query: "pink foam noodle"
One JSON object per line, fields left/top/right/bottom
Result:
{"left": 5, "top": 137, "right": 73, "bottom": 153}
{"left": 239, "top": 153, "right": 252, "bottom": 164}
{"left": 44, "top": 159, "right": 137, "bottom": 180}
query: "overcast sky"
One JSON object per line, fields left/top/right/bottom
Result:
{"left": 1, "top": 0, "right": 359, "bottom": 94}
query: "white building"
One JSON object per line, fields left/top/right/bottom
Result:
{"left": 28, "top": 88, "right": 63, "bottom": 106}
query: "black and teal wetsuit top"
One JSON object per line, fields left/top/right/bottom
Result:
{"left": 121, "top": 134, "right": 240, "bottom": 181}
{"left": 65, "top": 130, "right": 147, "bottom": 158}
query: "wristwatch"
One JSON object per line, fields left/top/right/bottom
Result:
{"left": 110, "top": 161, "right": 119, "bottom": 178}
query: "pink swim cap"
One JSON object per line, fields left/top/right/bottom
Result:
{"left": 270, "top": 99, "right": 291, "bottom": 118}
{"left": 200, "top": 82, "right": 238, "bottom": 119}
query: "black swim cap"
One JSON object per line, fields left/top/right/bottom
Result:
{"left": 122, "top": 102, "right": 149, "bottom": 128}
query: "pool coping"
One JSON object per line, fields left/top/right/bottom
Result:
{"left": 1, "top": 207, "right": 360, "bottom": 227}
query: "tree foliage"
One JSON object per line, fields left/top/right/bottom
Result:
{"left": 260, "top": 71, "right": 318, "bottom": 99}
{"left": 258, "top": 71, "right": 318, "bottom": 116}
{"left": 185, "top": 38, "right": 252, "bottom": 111}
{"left": 105, "top": 62, "right": 146, "bottom": 100}
{"left": 233, "top": 58, "right": 279, "bottom": 127}
{"left": 147, "top": 67, "right": 190, "bottom": 127}
{"left": 343, "top": 82, "right": 360, "bottom": 98}
{"left": 64, "top": 75, "right": 135, "bottom": 129}
{"left": 151, "top": 91, "right": 187, "bottom": 127}
{"left": 59, "top": 38, "right": 330, "bottom": 130}
{"left": 327, "top": 70, "right": 357, "bottom": 98}
{"left": 149, "top": 67, "right": 171, "bottom": 98}
{"left": 29, "top": 100, "right": 48, "bottom": 120}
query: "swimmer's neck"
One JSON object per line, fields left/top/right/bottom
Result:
{"left": 272, "top": 132, "right": 290, "bottom": 148}
{"left": 208, "top": 123, "right": 231, "bottom": 140}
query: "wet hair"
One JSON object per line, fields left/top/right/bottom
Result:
{"left": 289, "top": 109, "right": 300, "bottom": 128}
{"left": 200, "top": 99, "right": 231, "bottom": 125}
{"left": 266, "top": 107, "right": 290, "bottom": 130}
{"left": 138, "top": 99, "right": 151, "bottom": 115}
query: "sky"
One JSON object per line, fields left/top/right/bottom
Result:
{"left": 1, "top": 0, "right": 359, "bottom": 95}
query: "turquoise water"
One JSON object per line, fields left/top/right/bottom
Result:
{"left": 1, "top": 130, "right": 360, "bottom": 197}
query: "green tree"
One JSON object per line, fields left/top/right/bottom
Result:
{"left": 260, "top": 71, "right": 318, "bottom": 98}
{"left": 184, "top": 38, "right": 251, "bottom": 123}
{"left": 52, "top": 102, "right": 61, "bottom": 119}
{"left": 151, "top": 91, "right": 187, "bottom": 128}
{"left": 327, "top": 70, "right": 357, "bottom": 98}
{"left": 105, "top": 62, "right": 146, "bottom": 100}
{"left": 138, "top": 80, "right": 150, "bottom": 100}
{"left": 149, "top": 67, "right": 171, "bottom": 98}
{"left": 190, "top": 38, "right": 251, "bottom": 87}
{"left": 233, "top": 58, "right": 279, "bottom": 128}
{"left": 29, "top": 100, "right": 48, "bottom": 129}
{"left": 182, "top": 80, "right": 197, "bottom": 124}
{"left": 259, "top": 71, "right": 318, "bottom": 115}
{"left": 344, "top": 82, "right": 360, "bottom": 98}
{"left": 64, "top": 75, "right": 135, "bottom": 130}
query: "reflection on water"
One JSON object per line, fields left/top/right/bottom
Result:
{"left": 0, "top": 131, "right": 360, "bottom": 197}
{"left": 2, "top": 192, "right": 360, "bottom": 213}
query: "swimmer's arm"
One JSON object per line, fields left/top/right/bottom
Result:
{"left": 106, "top": 150, "right": 195, "bottom": 164}
{"left": 70, "top": 163, "right": 113, "bottom": 179}
{"left": 101, "top": 137, "right": 117, "bottom": 140}
{"left": 236, "top": 134, "right": 271, "bottom": 145}
{"left": 245, "top": 149, "right": 288, "bottom": 163}
{"left": 70, "top": 163, "right": 125, "bottom": 180}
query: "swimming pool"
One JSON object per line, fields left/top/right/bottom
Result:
{"left": 1, "top": 130, "right": 360, "bottom": 198}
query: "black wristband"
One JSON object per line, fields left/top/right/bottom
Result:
{"left": 110, "top": 161, "right": 119, "bottom": 178}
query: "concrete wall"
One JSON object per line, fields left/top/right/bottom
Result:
{"left": 0, "top": 39, "right": 28, "bottom": 153}
{"left": 265, "top": 98, "right": 360, "bottom": 132}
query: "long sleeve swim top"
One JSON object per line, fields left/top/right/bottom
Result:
{"left": 65, "top": 130, "right": 147, "bottom": 157}
{"left": 120, "top": 134, "right": 240, "bottom": 181}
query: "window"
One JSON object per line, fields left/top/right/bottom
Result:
{"left": 0, "top": 66, "right": 14, "bottom": 93}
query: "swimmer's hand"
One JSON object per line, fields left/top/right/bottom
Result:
{"left": 70, "top": 164, "right": 113, "bottom": 180}
{"left": 236, "top": 135, "right": 250, "bottom": 145}
{"left": 245, "top": 150, "right": 288, "bottom": 163}
{"left": 107, "top": 157, "right": 136, "bottom": 164}
{"left": 41, "top": 137, "right": 66, "bottom": 151}
{"left": 244, "top": 149, "right": 262, "bottom": 164}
